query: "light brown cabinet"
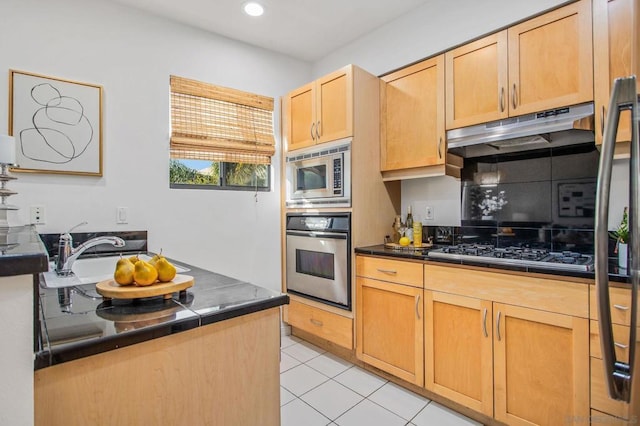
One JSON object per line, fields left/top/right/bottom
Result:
{"left": 380, "top": 55, "right": 445, "bottom": 173}
{"left": 445, "top": 0, "right": 593, "bottom": 130}
{"left": 589, "top": 285, "right": 638, "bottom": 421}
{"left": 356, "top": 256, "right": 424, "bottom": 386}
{"left": 593, "top": 0, "right": 640, "bottom": 149}
{"left": 424, "top": 291, "right": 493, "bottom": 417}
{"left": 285, "top": 65, "right": 353, "bottom": 151}
{"left": 424, "top": 264, "right": 590, "bottom": 426}
{"left": 283, "top": 299, "right": 353, "bottom": 349}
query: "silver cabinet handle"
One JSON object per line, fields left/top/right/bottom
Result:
{"left": 511, "top": 84, "right": 517, "bottom": 110}
{"left": 496, "top": 311, "right": 502, "bottom": 341}
{"left": 613, "top": 304, "right": 630, "bottom": 311}
{"left": 310, "top": 122, "right": 316, "bottom": 140}
{"left": 482, "top": 308, "right": 488, "bottom": 338}
{"left": 310, "top": 318, "right": 323, "bottom": 327}
{"left": 376, "top": 268, "right": 397, "bottom": 274}
{"left": 316, "top": 121, "right": 321, "bottom": 139}
{"left": 615, "top": 342, "right": 629, "bottom": 349}
{"left": 601, "top": 105, "right": 605, "bottom": 136}
{"left": 415, "top": 294, "right": 421, "bottom": 319}
{"left": 499, "top": 87, "right": 505, "bottom": 112}
{"left": 438, "top": 137, "right": 443, "bottom": 159}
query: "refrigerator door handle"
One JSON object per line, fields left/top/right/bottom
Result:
{"left": 595, "top": 76, "right": 639, "bottom": 403}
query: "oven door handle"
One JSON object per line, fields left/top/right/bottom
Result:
{"left": 286, "top": 230, "right": 348, "bottom": 239}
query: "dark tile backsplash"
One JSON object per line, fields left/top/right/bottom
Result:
{"left": 444, "top": 142, "right": 600, "bottom": 254}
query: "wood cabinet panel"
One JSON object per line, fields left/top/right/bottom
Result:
{"left": 593, "top": 0, "right": 639, "bottom": 146}
{"left": 35, "top": 308, "right": 281, "bottom": 426}
{"left": 591, "top": 357, "right": 632, "bottom": 420}
{"left": 424, "top": 264, "right": 589, "bottom": 317}
{"left": 590, "top": 285, "right": 636, "bottom": 326}
{"left": 424, "top": 291, "right": 493, "bottom": 416}
{"left": 445, "top": 31, "right": 508, "bottom": 129}
{"left": 493, "top": 303, "right": 589, "bottom": 426}
{"left": 285, "top": 65, "right": 353, "bottom": 151}
{"left": 507, "top": 0, "right": 593, "bottom": 115}
{"left": 284, "top": 299, "right": 353, "bottom": 349}
{"left": 288, "top": 83, "right": 315, "bottom": 150}
{"left": 356, "top": 277, "right": 424, "bottom": 386}
{"left": 590, "top": 319, "right": 632, "bottom": 362}
{"left": 381, "top": 55, "right": 445, "bottom": 171}
{"left": 316, "top": 70, "right": 352, "bottom": 143}
{"left": 357, "top": 255, "right": 423, "bottom": 288}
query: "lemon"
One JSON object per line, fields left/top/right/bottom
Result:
{"left": 399, "top": 237, "right": 410, "bottom": 246}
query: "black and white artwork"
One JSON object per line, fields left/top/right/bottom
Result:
{"left": 10, "top": 70, "right": 102, "bottom": 176}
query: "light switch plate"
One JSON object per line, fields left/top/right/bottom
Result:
{"left": 116, "top": 207, "right": 128, "bottom": 224}
{"left": 425, "top": 206, "right": 434, "bottom": 221}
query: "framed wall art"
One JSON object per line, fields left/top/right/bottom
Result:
{"left": 9, "top": 70, "right": 103, "bottom": 176}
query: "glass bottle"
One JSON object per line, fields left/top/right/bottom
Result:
{"left": 405, "top": 206, "right": 414, "bottom": 242}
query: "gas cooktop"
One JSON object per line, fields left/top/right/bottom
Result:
{"left": 428, "top": 244, "right": 594, "bottom": 272}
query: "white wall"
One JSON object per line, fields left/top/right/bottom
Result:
{"left": 312, "top": 0, "right": 629, "bottom": 228}
{"left": 1, "top": 0, "right": 312, "bottom": 290}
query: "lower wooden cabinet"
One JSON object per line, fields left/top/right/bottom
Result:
{"left": 493, "top": 303, "right": 589, "bottom": 426}
{"left": 284, "top": 299, "right": 353, "bottom": 349}
{"left": 424, "top": 291, "right": 590, "bottom": 425}
{"left": 356, "top": 276, "right": 424, "bottom": 386}
{"left": 424, "top": 291, "right": 493, "bottom": 417}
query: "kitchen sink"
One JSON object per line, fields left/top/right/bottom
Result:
{"left": 41, "top": 254, "right": 190, "bottom": 289}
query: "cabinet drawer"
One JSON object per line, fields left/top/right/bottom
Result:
{"left": 590, "top": 286, "right": 635, "bottom": 326}
{"left": 590, "top": 357, "right": 631, "bottom": 420}
{"left": 589, "top": 320, "right": 631, "bottom": 362}
{"left": 356, "top": 256, "right": 423, "bottom": 288}
{"left": 590, "top": 409, "right": 628, "bottom": 426}
{"left": 285, "top": 300, "right": 353, "bottom": 349}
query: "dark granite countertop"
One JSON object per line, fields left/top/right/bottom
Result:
{"left": 0, "top": 225, "right": 49, "bottom": 277}
{"left": 355, "top": 244, "right": 630, "bottom": 284}
{"left": 36, "top": 254, "right": 288, "bottom": 369}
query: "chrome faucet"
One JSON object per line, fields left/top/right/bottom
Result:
{"left": 55, "top": 222, "right": 126, "bottom": 276}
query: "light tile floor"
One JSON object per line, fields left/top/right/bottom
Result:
{"left": 280, "top": 335, "right": 484, "bottom": 426}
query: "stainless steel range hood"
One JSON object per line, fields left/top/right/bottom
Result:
{"left": 446, "top": 103, "right": 595, "bottom": 159}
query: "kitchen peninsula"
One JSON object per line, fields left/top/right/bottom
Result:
{"left": 0, "top": 226, "right": 288, "bottom": 426}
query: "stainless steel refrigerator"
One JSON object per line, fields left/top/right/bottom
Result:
{"left": 595, "top": 75, "right": 639, "bottom": 419}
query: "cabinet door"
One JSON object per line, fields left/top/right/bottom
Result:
{"left": 507, "top": 0, "right": 593, "bottom": 116}
{"left": 286, "top": 82, "right": 316, "bottom": 151}
{"left": 424, "top": 291, "right": 493, "bottom": 417}
{"left": 445, "top": 31, "right": 508, "bottom": 130}
{"left": 356, "top": 277, "right": 424, "bottom": 386}
{"left": 493, "top": 303, "right": 589, "bottom": 426}
{"left": 316, "top": 66, "right": 353, "bottom": 144}
{"left": 381, "top": 55, "right": 445, "bottom": 171}
{"left": 593, "top": 0, "right": 639, "bottom": 146}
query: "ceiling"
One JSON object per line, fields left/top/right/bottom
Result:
{"left": 109, "top": 0, "right": 430, "bottom": 62}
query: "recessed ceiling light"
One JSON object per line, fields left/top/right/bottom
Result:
{"left": 244, "top": 2, "right": 264, "bottom": 17}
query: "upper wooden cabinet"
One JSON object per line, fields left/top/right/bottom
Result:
{"left": 380, "top": 55, "right": 445, "bottom": 172}
{"left": 285, "top": 65, "right": 353, "bottom": 151}
{"left": 445, "top": 0, "right": 594, "bottom": 130}
{"left": 593, "top": 0, "right": 640, "bottom": 148}
{"left": 446, "top": 32, "right": 508, "bottom": 129}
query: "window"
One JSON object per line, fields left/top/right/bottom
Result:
{"left": 169, "top": 76, "right": 275, "bottom": 190}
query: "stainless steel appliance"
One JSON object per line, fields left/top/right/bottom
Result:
{"left": 446, "top": 102, "right": 595, "bottom": 160}
{"left": 595, "top": 75, "right": 639, "bottom": 410}
{"left": 285, "top": 139, "right": 351, "bottom": 208}
{"left": 285, "top": 213, "right": 351, "bottom": 310}
{"left": 428, "top": 244, "right": 594, "bottom": 272}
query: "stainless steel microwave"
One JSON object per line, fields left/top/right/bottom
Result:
{"left": 285, "top": 139, "right": 351, "bottom": 208}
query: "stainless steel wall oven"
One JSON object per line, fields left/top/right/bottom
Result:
{"left": 285, "top": 213, "right": 351, "bottom": 310}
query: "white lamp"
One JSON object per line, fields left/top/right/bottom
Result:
{"left": 0, "top": 135, "right": 19, "bottom": 229}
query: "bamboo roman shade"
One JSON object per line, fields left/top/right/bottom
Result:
{"left": 170, "top": 75, "right": 275, "bottom": 165}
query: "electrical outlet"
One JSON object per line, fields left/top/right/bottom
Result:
{"left": 116, "top": 207, "right": 128, "bottom": 224}
{"left": 425, "top": 206, "right": 434, "bottom": 221}
{"left": 30, "top": 206, "right": 46, "bottom": 224}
